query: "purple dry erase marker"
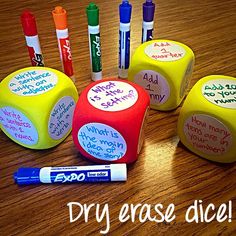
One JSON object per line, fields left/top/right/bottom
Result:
{"left": 142, "top": 0, "right": 155, "bottom": 43}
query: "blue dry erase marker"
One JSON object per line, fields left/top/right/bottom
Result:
{"left": 142, "top": 0, "right": 155, "bottom": 43}
{"left": 14, "top": 164, "right": 127, "bottom": 185}
{"left": 119, "top": 0, "right": 132, "bottom": 79}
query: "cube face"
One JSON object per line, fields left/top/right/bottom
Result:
{"left": 183, "top": 114, "right": 233, "bottom": 156}
{"left": 133, "top": 70, "right": 171, "bottom": 106}
{"left": 77, "top": 122, "right": 128, "bottom": 162}
{"left": 128, "top": 40, "right": 195, "bottom": 111}
{"left": 0, "top": 67, "right": 78, "bottom": 149}
{"left": 177, "top": 75, "right": 236, "bottom": 163}
{"left": 72, "top": 79, "right": 150, "bottom": 164}
{"left": 86, "top": 80, "right": 139, "bottom": 111}
{"left": 0, "top": 106, "right": 39, "bottom": 146}
{"left": 47, "top": 95, "right": 77, "bottom": 141}
{"left": 201, "top": 78, "right": 236, "bottom": 109}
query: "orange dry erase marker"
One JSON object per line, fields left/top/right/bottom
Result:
{"left": 52, "top": 6, "right": 75, "bottom": 82}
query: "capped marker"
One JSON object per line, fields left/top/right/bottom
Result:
{"left": 52, "top": 6, "right": 75, "bottom": 82}
{"left": 142, "top": 0, "right": 155, "bottom": 43}
{"left": 21, "top": 10, "right": 44, "bottom": 66}
{"left": 119, "top": 0, "right": 132, "bottom": 79}
{"left": 14, "top": 164, "right": 127, "bottom": 185}
{"left": 86, "top": 3, "right": 102, "bottom": 81}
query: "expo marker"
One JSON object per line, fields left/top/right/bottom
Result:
{"left": 86, "top": 3, "right": 102, "bottom": 81}
{"left": 142, "top": 0, "right": 155, "bottom": 43}
{"left": 21, "top": 10, "right": 44, "bottom": 66}
{"left": 119, "top": 0, "right": 132, "bottom": 79}
{"left": 52, "top": 6, "right": 75, "bottom": 82}
{"left": 14, "top": 164, "right": 127, "bottom": 185}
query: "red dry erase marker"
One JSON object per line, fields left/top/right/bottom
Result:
{"left": 21, "top": 10, "right": 44, "bottom": 66}
{"left": 52, "top": 6, "right": 75, "bottom": 82}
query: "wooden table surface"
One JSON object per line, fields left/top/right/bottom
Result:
{"left": 0, "top": 0, "right": 236, "bottom": 235}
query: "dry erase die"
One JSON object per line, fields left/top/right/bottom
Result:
{"left": 72, "top": 79, "right": 150, "bottom": 164}
{"left": 0, "top": 67, "right": 78, "bottom": 149}
{"left": 178, "top": 75, "right": 236, "bottom": 163}
{"left": 128, "top": 40, "right": 195, "bottom": 111}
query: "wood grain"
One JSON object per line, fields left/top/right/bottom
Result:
{"left": 0, "top": 0, "right": 236, "bottom": 235}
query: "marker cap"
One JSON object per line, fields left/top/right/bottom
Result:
{"left": 143, "top": 0, "right": 155, "bottom": 22}
{"left": 119, "top": 0, "right": 132, "bottom": 24}
{"left": 110, "top": 164, "right": 127, "bottom": 181}
{"left": 52, "top": 6, "right": 68, "bottom": 30}
{"left": 86, "top": 3, "right": 99, "bottom": 26}
{"left": 21, "top": 10, "right": 38, "bottom": 36}
{"left": 14, "top": 168, "right": 40, "bottom": 185}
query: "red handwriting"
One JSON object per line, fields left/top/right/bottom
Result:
{"left": 153, "top": 42, "right": 171, "bottom": 47}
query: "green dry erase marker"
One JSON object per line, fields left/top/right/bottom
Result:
{"left": 86, "top": 3, "right": 102, "bottom": 81}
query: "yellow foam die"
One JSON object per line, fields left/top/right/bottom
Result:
{"left": 0, "top": 67, "right": 78, "bottom": 149}
{"left": 128, "top": 39, "right": 195, "bottom": 110}
{"left": 177, "top": 75, "right": 236, "bottom": 163}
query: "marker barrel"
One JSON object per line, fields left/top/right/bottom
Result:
{"left": 119, "top": 0, "right": 132, "bottom": 79}
{"left": 142, "top": 21, "right": 154, "bottom": 43}
{"left": 88, "top": 25, "right": 102, "bottom": 81}
{"left": 86, "top": 3, "right": 102, "bottom": 81}
{"left": 119, "top": 22, "right": 130, "bottom": 78}
{"left": 142, "top": 0, "right": 155, "bottom": 43}
{"left": 56, "top": 29, "right": 74, "bottom": 80}
{"left": 25, "top": 35, "right": 44, "bottom": 66}
{"left": 14, "top": 164, "right": 127, "bottom": 185}
{"left": 52, "top": 6, "right": 75, "bottom": 81}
